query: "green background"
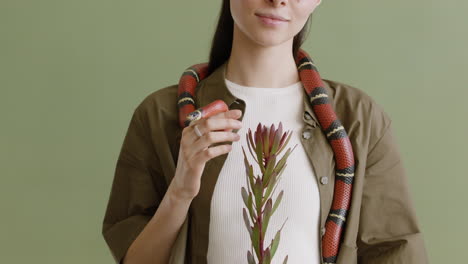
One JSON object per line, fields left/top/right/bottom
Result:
{"left": 1, "top": 0, "right": 466, "bottom": 263}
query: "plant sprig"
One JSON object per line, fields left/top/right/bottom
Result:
{"left": 241, "top": 122, "right": 297, "bottom": 264}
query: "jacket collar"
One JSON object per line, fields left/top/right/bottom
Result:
{"left": 195, "top": 60, "right": 333, "bottom": 129}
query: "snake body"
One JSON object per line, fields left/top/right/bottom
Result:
{"left": 177, "top": 48, "right": 355, "bottom": 264}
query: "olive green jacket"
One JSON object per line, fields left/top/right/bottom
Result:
{"left": 102, "top": 61, "right": 429, "bottom": 264}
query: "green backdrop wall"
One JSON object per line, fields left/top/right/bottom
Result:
{"left": 1, "top": 1, "right": 466, "bottom": 263}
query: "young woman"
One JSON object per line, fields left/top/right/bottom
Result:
{"left": 102, "top": 1, "right": 429, "bottom": 263}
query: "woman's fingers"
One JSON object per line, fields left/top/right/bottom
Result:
{"left": 189, "top": 130, "right": 241, "bottom": 163}
{"left": 188, "top": 109, "right": 242, "bottom": 142}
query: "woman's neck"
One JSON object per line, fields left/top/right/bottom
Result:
{"left": 225, "top": 24, "right": 300, "bottom": 89}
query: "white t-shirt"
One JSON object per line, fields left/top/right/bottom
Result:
{"left": 206, "top": 78, "right": 321, "bottom": 264}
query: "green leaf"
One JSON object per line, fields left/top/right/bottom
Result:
{"left": 242, "top": 147, "right": 254, "bottom": 196}
{"left": 263, "top": 171, "right": 278, "bottom": 205}
{"left": 247, "top": 250, "right": 255, "bottom": 264}
{"left": 254, "top": 177, "right": 263, "bottom": 210}
{"left": 261, "top": 198, "right": 273, "bottom": 237}
{"left": 264, "top": 247, "right": 272, "bottom": 264}
{"left": 283, "top": 255, "right": 289, "bottom": 264}
{"left": 277, "top": 131, "right": 294, "bottom": 155}
{"left": 246, "top": 131, "right": 259, "bottom": 165}
{"left": 270, "top": 129, "right": 282, "bottom": 156}
{"left": 277, "top": 122, "right": 283, "bottom": 142}
{"left": 264, "top": 163, "right": 289, "bottom": 207}
{"left": 269, "top": 217, "right": 289, "bottom": 260}
{"left": 255, "top": 138, "right": 265, "bottom": 173}
{"left": 242, "top": 146, "right": 251, "bottom": 176}
{"left": 270, "top": 228, "right": 281, "bottom": 259}
{"left": 247, "top": 192, "right": 256, "bottom": 221}
{"left": 243, "top": 208, "right": 252, "bottom": 237}
{"left": 263, "top": 153, "right": 277, "bottom": 186}
{"left": 268, "top": 164, "right": 288, "bottom": 202}
{"left": 274, "top": 145, "right": 297, "bottom": 177}
{"left": 252, "top": 221, "right": 260, "bottom": 259}
{"left": 263, "top": 125, "right": 270, "bottom": 157}
{"left": 268, "top": 124, "right": 275, "bottom": 152}
{"left": 241, "top": 187, "right": 248, "bottom": 208}
{"left": 271, "top": 190, "right": 284, "bottom": 216}
{"left": 275, "top": 147, "right": 291, "bottom": 171}
{"left": 248, "top": 165, "right": 255, "bottom": 192}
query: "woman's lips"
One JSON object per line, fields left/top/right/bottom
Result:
{"left": 256, "top": 14, "right": 289, "bottom": 26}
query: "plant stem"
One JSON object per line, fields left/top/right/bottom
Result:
{"left": 258, "top": 177, "right": 264, "bottom": 263}
{"left": 258, "top": 212, "right": 264, "bottom": 263}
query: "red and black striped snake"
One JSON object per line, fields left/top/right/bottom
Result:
{"left": 177, "top": 48, "right": 355, "bottom": 264}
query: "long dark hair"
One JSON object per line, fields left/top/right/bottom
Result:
{"left": 207, "top": 0, "right": 314, "bottom": 75}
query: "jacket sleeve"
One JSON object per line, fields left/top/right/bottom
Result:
{"left": 357, "top": 110, "right": 429, "bottom": 263}
{"left": 101, "top": 106, "right": 164, "bottom": 264}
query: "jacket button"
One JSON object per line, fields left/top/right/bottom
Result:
{"left": 304, "top": 112, "right": 312, "bottom": 120}
{"left": 320, "top": 176, "right": 328, "bottom": 185}
{"left": 321, "top": 226, "right": 326, "bottom": 236}
{"left": 302, "top": 130, "right": 311, "bottom": 139}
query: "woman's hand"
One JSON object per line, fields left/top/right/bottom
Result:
{"left": 170, "top": 109, "right": 243, "bottom": 202}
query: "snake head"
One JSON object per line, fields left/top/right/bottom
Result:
{"left": 186, "top": 109, "right": 202, "bottom": 126}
